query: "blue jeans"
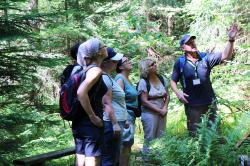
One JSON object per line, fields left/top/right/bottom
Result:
{"left": 101, "top": 121, "right": 125, "bottom": 166}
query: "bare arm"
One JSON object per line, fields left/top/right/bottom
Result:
{"left": 158, "top": 87, "right": 170, "bottom": 117}
{"left": 116, "top": 78, "right": 125, "bottom": 90}
{"left": 221, "top": 24, "right": 238, "bottom": 61}
{"left": 116, "top": 78, "right": 129, "bottom": 126}
{"left": 163, "top": 87, "right": 170, "bottom": 108}
{"left": 140, "top": 92, "right": 163, "bottom": 114}
{"left": 102, "top": 89, "right": 117, "bottom": 124}
{"left": 170, "top": 79, "right": 179, "bottom": 97}
{"left": 102, "top": 89, "right": 121, "bottom": 135}
{"left": 77, "top": 67, "right": 103, "bottom": 127}
{"left": 170, "top": 79, "right": 189, "bottom": 104}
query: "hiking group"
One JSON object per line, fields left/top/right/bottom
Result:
{"left": 59, "top": 24, "right": 238, "bottom": 166}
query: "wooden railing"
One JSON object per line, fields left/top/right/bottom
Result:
{"left": 13, "top": 147, "right": 75, "bottom": 166}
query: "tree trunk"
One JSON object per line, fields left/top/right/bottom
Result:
{"left": 65, "top": 0, "right": 70, "bottom": 51}
{"left": 28, "top": 0, "right": 38, "bottom": 12}
{"left": 74, "top": 0, "right": 79, "bottom": 20}
{"left": 4, "top": 0, "right": 8, "bottom": 25}
{"left": 3, "top": 0, "right": 10, "bottom": 47}
{"left": 28, "top": 0, "right": 41, "bottom": 48}
{"left": 144, "top": 0, "right": 151, "bottom": 33}
{"left": 167, "top": 15, "right": 174, "bottom": 36}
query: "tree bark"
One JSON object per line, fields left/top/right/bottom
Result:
{"left": 4, "top": 0, "right": 8, "bottom": 25}
{"left": 65, "top": 0, "right": 70, "bottom": 51}
{"left": 167, "top": 15, "right": 174, "bottom": 36}
{"left": 28, "top": 0, "right": 38, "bottom": 12}
{"left": 28, "top": 0, "right": 41, "bottom": 48}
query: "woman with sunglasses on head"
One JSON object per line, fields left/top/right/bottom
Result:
{"left": 115, "top": 56, "right": 138, "bottom": 166}
{"left": 137, "top": 58, "right": 170, "bottom": 159}
{"left": 100, "top": 47, "right": 128, "bottom": 166}
{"left": 73, "top": 38, "right": 108, "bottom": 166}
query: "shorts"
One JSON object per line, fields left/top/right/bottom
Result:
{"left": 72, "top": 117, "right": 104, "bottom": 157}
{"left": 74, "top": 137, "right": 102, "bottom": 157}
{"left": 122, "top": 123, "right": 135, "bottom": 146}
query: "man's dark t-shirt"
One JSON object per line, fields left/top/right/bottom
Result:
{"left": 171, "top": 52, "right": 222, "bottom": 106}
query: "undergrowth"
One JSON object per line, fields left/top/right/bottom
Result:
{"left": 148, "top": 112, "right": 250, "bottom": 166}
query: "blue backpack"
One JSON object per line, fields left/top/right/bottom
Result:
{"left": 178, "top": 52, "right": 207, "bottom": 88}
{"left": 59, "top": 65, "right": 97, "bottom": 121}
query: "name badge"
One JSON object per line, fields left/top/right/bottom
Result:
{"left": 193, "top": 78, "right": 201, "bottom": 85}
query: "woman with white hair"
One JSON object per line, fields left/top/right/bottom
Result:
{"left": 72, "top": 38, "right": 108, "bottom": 166}
{"left": 137, "top": 58, "right": 170, "bottom": 159}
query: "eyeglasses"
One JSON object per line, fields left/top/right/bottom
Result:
{"left": 121, "top": 59, "right": 129, "bottom": 65}
{"left": 149, "top": 62, "right": 156, "bottom": 67}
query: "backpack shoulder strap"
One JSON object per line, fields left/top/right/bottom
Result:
{"left": 198, "top": 51, "right": 206, "bottom": 58}
{"left": 141, "top": 77, "right": 150, "bottom": 92}
{"left": 178, "top": 55, "right": 186, "bottom": 74}
{"left": 178, "top": 55, "right": 187, "bottom": 88}
{"left": 158, "top": 75, "right": 165, "bottom": 87}
{"left": 198, "top": 51, "right": 208, "bottom": 62}
{"left": 136, "top": 77, "right": 150, "bottom": 93}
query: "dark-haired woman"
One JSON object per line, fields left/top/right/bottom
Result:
{"left": 115, "top": 56, "right": 138, "bottom": 166}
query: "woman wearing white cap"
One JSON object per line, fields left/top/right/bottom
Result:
{"left": 100, "top": 47, "right": 128, "bottom": 166}
{"left": 73, "top": 38, "right": 108, "bottom": 166}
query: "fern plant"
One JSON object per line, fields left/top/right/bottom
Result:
{"left": 149, "top": 114, "right": 241, "bottom": 165}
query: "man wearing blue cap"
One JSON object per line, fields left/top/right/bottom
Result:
{"left": 170, "top": 25, "right": 238, "bottom": 137}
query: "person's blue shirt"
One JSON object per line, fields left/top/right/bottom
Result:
{"left": 171, "top": 51, "right": 222, "bottom": 106}
{"left": 115, "top": 74, "right": 138, "bottom": 122}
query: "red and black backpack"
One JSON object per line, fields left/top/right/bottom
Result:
{"left": 59, "top": 64, "right": 96, "bottom": 121}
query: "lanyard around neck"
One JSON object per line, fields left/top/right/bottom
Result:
{"left": 187, "top": 60, "right": 199, "bottom": 78}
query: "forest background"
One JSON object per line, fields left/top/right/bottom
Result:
{"left": 0, "top": 0, "right": 249, "bottom": 165}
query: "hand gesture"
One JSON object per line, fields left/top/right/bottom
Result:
{"left": 160, "top": 106, "right": 168, "bottom": 116}
{"left": 89, "top": 115, "right": 103, "bottom": 128}
{"left": 112, "top": 123, "right": 121, "bottom": 137}
{"left": 176, "top": 91, "right": 189, "bottom": 104}
{"left": 228, "top": 24, "right": 238, "bottom": 40}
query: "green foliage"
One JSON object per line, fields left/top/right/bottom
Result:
{"left": 184, "top": 0, "right": 250, "bottom": 50}
{"left": 145, "top": 0, "right": 185, "bottom": 7}
{"left": 148, "top": 114, "right": 249, "bottom": 165}
{"left": 0, "top": 0, "right": 249, "bottom": 165}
